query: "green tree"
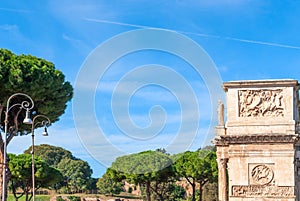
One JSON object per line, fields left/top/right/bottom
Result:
{"left": 163, "top": 183, "right": 186, "bottom": 201}
{"left": 57, "top": 158, "right": 93, "bottom": 193}
{"left": 24, "top": 144, "right": 74, "bottom": 167}
{"left": 24, "top": 144, "right": 97, "bottom": 192}
{"left": 8, "top": 153, "right": 62, "bottom": 201}
{"left": 0, "top": 49, "right": 73, "bottom": 133}
{"left": 87, "top": 178, "right": 98, "bottom": 192}
{"left": 173, "top": 150, "right": 218, "bottom": 201}
{"left": 202, "top": 182, "right": 218, "bottom": 201}
{"left": 110, "top": 150, "right": 173, "bottom": 201}
{"left": 96, "top": 172, "right": 124, "bottom": 196}
{"left": 0, "top": 48, "right": 73, "bottom": 200}
{"left": 147, "top": 165, "right": 176, "bottom": 201}
{"left": 196, "top": 151, "right": 218, "bottom": 201}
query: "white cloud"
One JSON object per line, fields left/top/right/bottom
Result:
{"left": 0, "top": 7, "right": 31, "bottom": 13}
{"left": 62, "top": 33, "right": 92, "bottom": 54}
{"left": 0, "top": 24, "right": 26, "bottom": 43}
{"left": 81, "top": 16, "right": 300, "bottom": 51}
{"left": 0, "top": 24, "right": 18, "bottom": 31}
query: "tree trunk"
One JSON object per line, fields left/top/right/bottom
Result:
{"left": 198, "top": 181, "right": 209, "bottom": 201}
{"left": 146, "top": 181, "right": 151, "bottom": 201}
{"left": 151, "top": 185, "right": 164, "bottom": 201}
{"left": 191, "top": 181, "right": 196, "bottom": 201}
{"left": 199, "top": 183, "right": 203, "bottom": 201}
{"left": 0, "top": 150, "right": 8, "bottom": 201}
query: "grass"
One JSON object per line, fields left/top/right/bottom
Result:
{"left": 7, "top": 194, "right": 51, "bottom": 201}
{"left": 7, "top": 193, "right": 142, "bottom": 201}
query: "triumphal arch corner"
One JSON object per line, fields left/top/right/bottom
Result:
{"left": 214, "top": 79, "right": 300, "bottom": 201}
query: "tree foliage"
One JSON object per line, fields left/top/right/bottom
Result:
{"left": 96, "top": 172, "right": 124, "bottom": 196}
{"left": 173, "top": 150, "right": 218, "bottom": 201}
{"left": 94, "top": 147, "right": 218, "bottom": 200}
{"left": 158, "top": 183, "right": 186, "bottom": 201}
{"left": 24, "top": 144, "right": 74, "bottom": 167}
{"left": 8, "top": 153, "right": 62, "bottom": 201}
{"left": 24, "top": 144, "right": 94, "bottom": 193}
{"left": 57, "top": 158, "right": 93, "bottom": 193}
{"left": 110, "top": 150, "right": 174, "bottom": 201}
{"left": 0, "top": 48, "right": 73, "bottom": 200}
{"left": 111, "top": 150, "right": 172, "bottom": 175}
{"left": 0, "top": 49, "right": 73, "bottom": 121}
{"left": 202, "top": 182, "right": 218, "bottom": 201}
{"left": 0, "top": 48, "right": 73, "bottom": 133}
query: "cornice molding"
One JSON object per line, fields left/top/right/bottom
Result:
{"left": 214, "top": 134, "right": 299, "bottom": 145}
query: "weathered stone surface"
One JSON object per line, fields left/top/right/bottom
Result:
{"left": 215, "top": 79, "right": 300, "bottom": 201}
{"left": 223, "top": 79, "right": 298, "bottom": 136}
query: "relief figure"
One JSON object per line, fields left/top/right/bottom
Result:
{"left": 238, "top": 89, "right": 284, "bottom": 117}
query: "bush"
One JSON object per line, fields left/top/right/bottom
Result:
{"left": 59, "top": 186, "right": 71, "bottom": 194}
{"left": 166, "top": 184, "right": 186, "bottom": 201}
{"left": 56, "top": 196, "right": 65, "bottom": 201}
{"left": 203, "top": 182, "right": 218, "bottom": 201}
{"left": 67, "top": 196, "right": 81, "bottom": 201}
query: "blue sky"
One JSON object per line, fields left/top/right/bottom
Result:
{"left": 1, "top": 0, "right": 300, "bottom": 178}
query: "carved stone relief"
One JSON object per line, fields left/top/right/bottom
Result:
{"left": 232, "top": 163, "right": 294, "bottom": 198}
{"left": 238, "top": 89, "right": 284, "bottom": 117}
{"left": 249, "top": 164, "right": 274, "bottom": 185}
{"left": 232, "top": 185, "right": 294, "bottom": 197}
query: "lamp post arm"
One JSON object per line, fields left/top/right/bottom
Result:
{"left": 32, "top": 115, "right": 51, "bottom": 129}
{"left": 31, "top": 114, "right": 50, "bottom": 201}
{"left": 4, "top": 93, "right": 34, "bottom": 146}
{"left": 1, "top": 93, "right": 35, "bottom": 201}
{"left": 6, "top": 93, "right": 34, "bottom": 112}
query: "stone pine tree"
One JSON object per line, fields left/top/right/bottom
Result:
{"left": 24, "top": 144, "right": 74, "bottom": 167}
{"left": 0, "top": 48, "right": 73, "bottom": 200}
{"left": 110, "top": 150, "right": 173, "bottom": 201}
{"left": 96, "top": 172, "right": 125, "bottom": 196}
{"left": 173, "top": 150, "right": 218, "bottom": 201}
{"left": 8, "top": 154, "right": 62, "bottom": 201}
{"left": 57, "top": 158, "right": 93, "bottom": 193}
{"left": 24, "top": 144, "right": 94, "bottom": 193}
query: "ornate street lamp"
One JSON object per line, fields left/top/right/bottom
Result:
{"left": 31, "top": 115, "right": 50, "bottom": 201}
{"left": 1, "top": 93, "right": 34, "bottom": 201}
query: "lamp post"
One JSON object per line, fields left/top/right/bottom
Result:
{"left": 31, "top": 115, "right": 50, "bottom": 201}
{"left": 1, "top": 93, "right": 34, "bottom": 201}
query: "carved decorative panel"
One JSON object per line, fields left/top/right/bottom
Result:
{"left": 249, "top": 164, "right": 274, "bottom": 185}
{"left": 232, "top": 185, "right": 294, "bottom": 197}
{"left": 238, "top": 89, "right": 284, "bottom": 117}
{"left": 231, "top": 163, "right": 294, "bottom": 198}
{"left": 214, "top": 134, "right": 298, "bottom": 145}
